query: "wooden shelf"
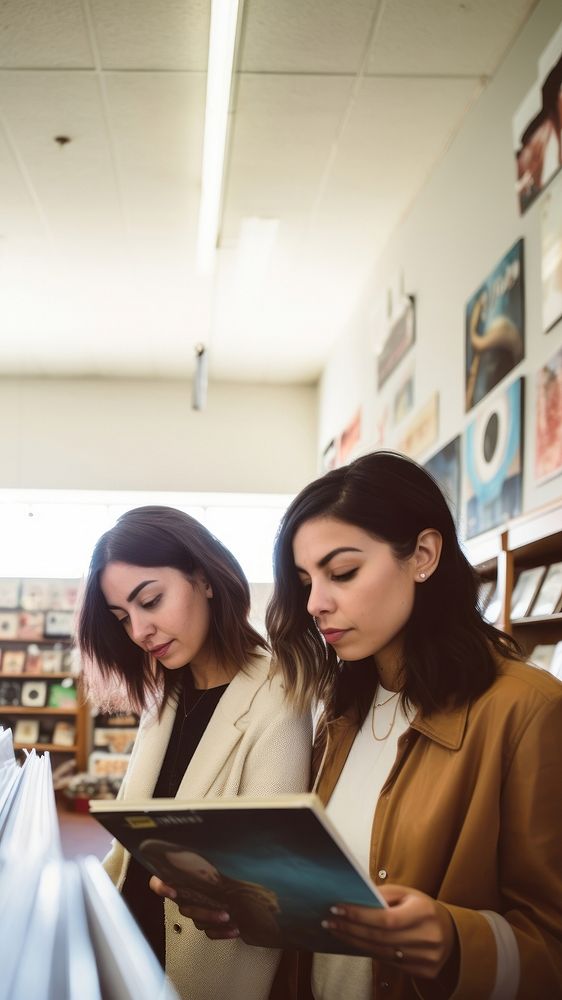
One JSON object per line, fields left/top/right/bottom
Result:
{"left": 0, "top": 706, "right": 78, "bottom": 715}
{"left": 468, "top": 499, "right": 562, "bottom": 654}
{"left": 0, "top": 637, "right": 71, "bottom": 645}
{"left": 512, "top": 613, "right": 562, "bottom": 627}
{"left": 13, "top": 742, "right": 77, "bottom": 752}
{"left": 0, "top": 672, "right": 75, "bottom": 680}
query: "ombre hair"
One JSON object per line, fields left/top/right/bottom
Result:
{"left": 77, "top": 506, "right": 267, "bottom": 714}
{"left": 266, "top": 451, "right": 521, "bottom": 722}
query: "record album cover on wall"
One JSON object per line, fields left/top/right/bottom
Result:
{"left": 465, "top": 240, "right": 525, "bottom": 412}
{"left": 424, "top": 435, "right": 461, "bottom": 528}
{"left": 535, "top": 342, "right": 562, "bottom": 484}
{"left": 464, "top": 378, "right": 523, "bottom": 540}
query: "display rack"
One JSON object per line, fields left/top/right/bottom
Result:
{"left": 0, "top": 578, "right": 89, "bottom": 770}
{"left": 464, "top": 497, "right": 562, "bottom": 658}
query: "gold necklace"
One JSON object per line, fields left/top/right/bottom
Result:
{"left": 371, "top": 690, "right": 400, "bottom": 742}
{"left": 182, "top": 678, "right": 210, "bottom": 719}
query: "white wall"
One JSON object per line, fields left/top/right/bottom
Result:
{"left": 319, "top": 0, "right": 562, "bottom": 518}
{"left": 0, "top": 377, "right": 317, "bottom": 494}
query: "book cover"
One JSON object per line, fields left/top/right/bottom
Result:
{"left": 90, "top": 793, "right": 385, "bottom": 953}
{"left": 510, "top": 566, "right": 547, "bottom": 619}
{"left": 530, "top": 561, "right": 562, "bottom": 617}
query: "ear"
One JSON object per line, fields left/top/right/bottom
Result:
{"left": 194, "top": 569, "right": 213, "bottom": 598}
{"left": 412, "top": 528, "right": 442, "bottom": 583}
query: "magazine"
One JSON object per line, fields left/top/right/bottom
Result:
{"left": 90, "top": 792, "right": 386, "bottom": 953}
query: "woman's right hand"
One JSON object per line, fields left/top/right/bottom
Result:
{"left": 149, "top": 875, "right": 240, "bottom": 939}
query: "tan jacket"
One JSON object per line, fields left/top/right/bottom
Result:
{"left": 103, "top": 654, "right": 312, "bottom": 1000}
{"left": 295, "top": 658, "right": 562, "bottom": 1000}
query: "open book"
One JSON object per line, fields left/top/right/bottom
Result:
{"left": 90, "top": 792, "right": 385, "bottom": 954}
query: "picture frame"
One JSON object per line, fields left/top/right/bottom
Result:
{"left": 44, "top": 610, "right": 74, "bottom": 638}
{"left": 0, "top": 679, "right": 22, "bottom": 706}
{"left": 424, "top": 435, "right": 461, "bottom": 528}
{"left": 1, "top": 649, "right": 26, "bottom": 674}
{"left": 540, "top": 174, "right": 562, "bottom": 333}
{"left": 39, "top": 649, "right": 64, "bottom": 674}
{"left": 510, "top": 567, "right": 547, "bottom": 620}
{"left": 0, "top": 612, "right": 18, "bottom": 640}
{"left": 52, "top": 721, "right": 76, "bottom": 748}
{"left": 464, "top": 378, "right": 523, "bottom": 540}
{"left": 93, "top": 727, "right": 137, "bottom": 755}
{"left": 13, "top": 718, "right": 40, "bottom": 746}
{"left": 0, "top": 578, "right": 20, "bottom": 608}
{"left": 17, "top": 612, "right": 45, "bottom": 642}
{"left": 377, "top": 294, "right": 416, "bottom": 389}
{"left": 397, "top": 393, "right": 439, "bottom": 460}
{"left": 529, "top": 561, "right": 562, "bottom": 617}
{"left": 47, "top": 681, "right": 77, "bottom": 709}
{"left": 21, "top": 680, "right": 48, "bottom": 708}
{"left": 465, "top": 240, "right": 525, "bottom": 412}
{"left": 535, "top": 342, "right": 562, "bottom": 485}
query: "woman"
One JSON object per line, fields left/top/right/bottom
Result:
{"left": 77, "top": 505, "right": 312, "bottom": 1000}
{"left": 261, "top": 451, "right": 561, "bottom": 999}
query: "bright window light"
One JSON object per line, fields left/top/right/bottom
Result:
{"left": 0, "top": 489, "right": 291, "bottom": 582}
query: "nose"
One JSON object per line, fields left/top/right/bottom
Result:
{"left": 128, "top": 609, "right": 154, "bottom": 646}
{"left": 306, "top": 578, "right": 335, "bottom": 619}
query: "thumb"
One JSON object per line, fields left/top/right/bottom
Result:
{"left": 378, "top": 883, "right": 411, "bottom": 907}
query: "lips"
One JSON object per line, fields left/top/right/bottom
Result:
{"left": 321, "top": 629, "right": 349, "bottom": 644}
{"left": 148, "top": 641, "right": 173, "bottom": 657}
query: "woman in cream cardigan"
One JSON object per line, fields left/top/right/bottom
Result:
{"left": 77, "top": 505, "right": 312, "bottom": 1000}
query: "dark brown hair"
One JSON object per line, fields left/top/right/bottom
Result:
{"left": 77, "top": 505, "right": 267, "bottom": 714}
{"left": 266, "top": 451, "right": 521, "bottom": 723}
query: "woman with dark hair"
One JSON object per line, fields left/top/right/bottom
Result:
{"left": 259, "top": 451, "right": 561, "bottom": 1000}
{"left": 77, "top": 505, "right": 311, "bottom": 1000}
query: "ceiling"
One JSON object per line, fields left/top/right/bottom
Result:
{"left": 0, "top": 0, "right": 538, "bottom": 384}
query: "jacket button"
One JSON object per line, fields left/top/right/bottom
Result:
{"left": 380, "top": 981, "right": 391, "bottom": 990}
{"left": 378, "top": 869, "right": 387, "bottom": 879}
{"left": 173, "top": 923, "right": 182, "bottom": 934}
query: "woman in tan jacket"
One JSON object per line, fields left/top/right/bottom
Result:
{"left": 259, "top": 451, "right": 561, "bottom": 1000}
{"left": 77, "top": 505, "right": 311, "bottom": 1000}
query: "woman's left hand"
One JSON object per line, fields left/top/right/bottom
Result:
{"left": 324, "top": 884, "right": 457, "bottom": 980}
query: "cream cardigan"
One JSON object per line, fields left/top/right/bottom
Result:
{"left": 103, "top": 654, "right": 312, "bottom": 1000}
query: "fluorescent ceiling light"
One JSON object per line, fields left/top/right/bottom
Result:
{"left": 196, "top": 0, "right": 241, "bottom": 275}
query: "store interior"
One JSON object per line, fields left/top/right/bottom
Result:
{"left": 1, "top": 0, "right": 561, "bottom": 994}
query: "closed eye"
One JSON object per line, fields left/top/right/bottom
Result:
{"left": 141, "top": 595, "right": 161, "bottom": 610}
{"left": 331, "top": 569, "right": 357, "bottom": 582}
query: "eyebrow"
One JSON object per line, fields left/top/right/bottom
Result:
{"left": 295, "top": 547, "right": 362, "bottom": 573}
{"left": 107, "top": 579, "right": 157, "bottom": 610}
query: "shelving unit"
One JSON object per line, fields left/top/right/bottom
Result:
{"left": 465, "top": 498, "right": 562, "bottom": 660}
{"left": 0, "top": 577, "right": 90, "bottom": 770}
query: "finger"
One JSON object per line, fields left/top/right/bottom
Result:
{"left": 177, "top": 904, "right": 232, "bottom": 925}
{"left": 149, "top": 876, "right": 177, "bottom": 899}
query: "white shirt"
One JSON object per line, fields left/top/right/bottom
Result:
{"left": 312, "top": 687, "right": 411, "bottom": 1000}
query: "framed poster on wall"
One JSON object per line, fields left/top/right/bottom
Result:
{"left": 465, "top": 240, "right": 525, "bottom": 412}
{"left": 464, "top": 378, "right": 523, "bottom": 540}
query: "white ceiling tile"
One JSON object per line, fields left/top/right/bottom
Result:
{"left": 90, "top": 0, "right": 210, "bottom": 71}
{"left": 221, "top": 73, "right": 355, "bottom": 239}
{"left": 367, "top": 0, "right": 537, "bottom": 77}
{"left": 0, "top": 0, "right": 92, "bottom": 69}
{"left": 0, "top": 70, "right": 122, "bottom": 242}
{"left": 240, "top": 0, "right": 375, "bottom": 73}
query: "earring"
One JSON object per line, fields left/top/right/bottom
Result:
{"left": 419, "top": 572, "right": 426, "bottom": 580}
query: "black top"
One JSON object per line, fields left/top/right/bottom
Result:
{"left": 121, "top": 669, "right": 229, "bottom": 965}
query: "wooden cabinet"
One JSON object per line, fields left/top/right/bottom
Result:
{"left": 0, "top": 578, "right": 89, "bottom": 770}
{"left": 465, "top": 498, "right": 562, "bottom": 664}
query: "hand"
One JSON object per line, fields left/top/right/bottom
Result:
{"left": 149, "top": 876, "right": 240, "bottom": 940}
{"left": 323, "top": 884, "right": 457, "bottom": 981}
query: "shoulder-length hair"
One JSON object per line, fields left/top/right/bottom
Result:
{"left": 77, "top": 505, "right": 267, "bottom": 715}
{"left": 266, "top": 451, "right": 521, "bottom": 721}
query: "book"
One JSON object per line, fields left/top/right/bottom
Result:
{"left": 529, "top": 561, "right": 562, "bottom": 617}
{"left": 90, "top": 793, "right": 386, "bottom": 953}
{"left": 510, "top": 566, "right": 547, "bottom": 619}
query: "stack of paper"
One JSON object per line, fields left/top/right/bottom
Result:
{"left": 0, "top": 727, "right": 178, "bottom": 1000}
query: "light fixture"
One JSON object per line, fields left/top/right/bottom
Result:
{"left": 192, "top": 343, "right": 208, "bottom": 411}
{"left": 196, "top": 0, "right": 241, "bottom": 275}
